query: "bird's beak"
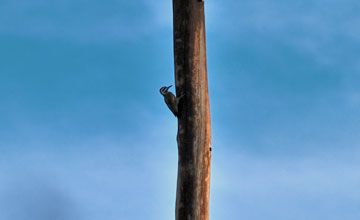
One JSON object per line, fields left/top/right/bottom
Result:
{"left": 167, "top": 85, "right": 172, "bottom": 90}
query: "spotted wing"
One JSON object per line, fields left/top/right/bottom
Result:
{"left": 164, "top": 92, "right": 178, "bottom": 117}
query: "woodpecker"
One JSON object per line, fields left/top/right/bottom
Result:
{"left": 160, "top": 85, "right": 183, "bottom": 117}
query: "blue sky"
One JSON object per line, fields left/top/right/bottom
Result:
{"left": 1, "top": 0, "right": 360, "bottom": 219}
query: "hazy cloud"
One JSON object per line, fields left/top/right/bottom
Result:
{"left": 0, "top": 134, "right": 178, "bottom": 220}
{"left": 0, "top": 0, "right": 168, "bottom": 42}
{"left": 211, "top": 146, "right": 360, "bottom": 220}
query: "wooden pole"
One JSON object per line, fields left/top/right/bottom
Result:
{"left": 172, "top": 0, "right": 211, "bottom": 220}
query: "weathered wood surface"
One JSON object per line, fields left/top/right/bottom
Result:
{"left": 172, "top": 0, "right": 211, "bottom": 220}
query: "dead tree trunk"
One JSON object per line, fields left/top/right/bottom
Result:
{"left": 172, "top": 1, "right": 211, "bottom": 220}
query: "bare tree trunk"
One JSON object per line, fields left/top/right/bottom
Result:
{"left": 172, "top": 1, "right": 211, "bottom": 220}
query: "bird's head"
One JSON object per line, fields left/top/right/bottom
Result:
{"left": 160, "top": 85, "right": 172, "bottom": 95}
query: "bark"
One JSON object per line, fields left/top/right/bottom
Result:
{"left": 172, "top": 0, "right": 211, "bottom": 220}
